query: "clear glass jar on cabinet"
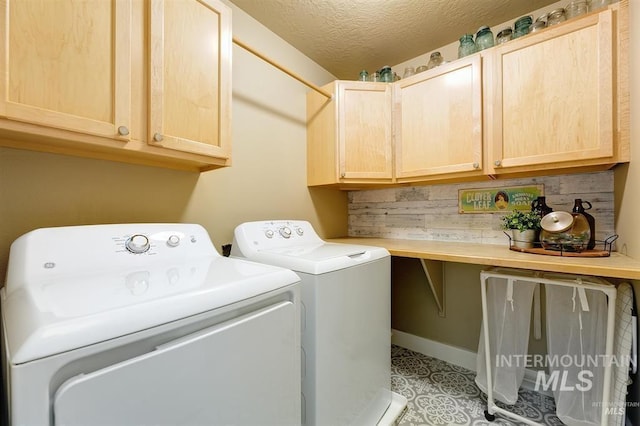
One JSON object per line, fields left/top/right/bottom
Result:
{"left": 496, "top": 28, "right": 513, "bottom": 44}
{"left": 458, "top": 34, "right": 477, "bottom": 58}
{"left": 566, "top": 0, "right": 588, "bottom": 19}
{"left": 547, "top": 8, "right": 567, "bottom": 26}
{"left": 475, "top": 26, "right": 494, "bottom": 51}
{"left": 426, "top": 52, "right": 444, "bottom": 69}
{"left": 513, "top": 15, "right": 533, "bottom": 38}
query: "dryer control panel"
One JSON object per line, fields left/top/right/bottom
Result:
{"left": 7, "top": 224, "right": 218, "bottom": 286}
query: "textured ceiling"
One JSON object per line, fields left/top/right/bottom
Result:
{"left": 230, "top": 0, "right": 559, "bottom": 80}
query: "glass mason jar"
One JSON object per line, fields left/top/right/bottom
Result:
{"left": 426, "top": 52, "right": 444, "bottom": 69}
{"left": 513, "top": 15, "right": 533, "bottom": 38}
{"left": 496, "top": 28, "right": 513, "bottom": 45}
{"left": 547, "top": 8, "right": 566, "bottom": 26}
{"left": 380, "top": 66, "right": 393, "bottom": 82}
{"left": 358, "top": 70, "right": 369, "bottom": 82}
{"left": 475, "top": 26, "right": 494, "bottom": 51}
{"left": 402, "top": 67, "right": 415, "bottom": 79}
{"left": 536, "top": 13, "right": 549, "bottom": 25}
{"left": 458, "top": 34, "right": 477, "bottom": 59}
{"left": 415, "top": 65, "right": 428, "bottom": 73}
{"left": 565, "top": 0, "right": 588, "bottom": 19}
{"left": 589, "top": 0, "right": 611, "bottom": 11}
{"left": 530, "top": 20, "right": 547, "bottom": 33}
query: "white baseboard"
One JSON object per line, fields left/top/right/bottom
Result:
{"left": 521, "top": 369, "right": 553, "bottom": 397}
{"left": 391, "top": 329, "right": 477, "bottom": 371}
{"left": 390, "top": 329, "right": 552, "bottom": 397}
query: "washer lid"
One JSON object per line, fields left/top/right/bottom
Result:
{"left": 231, "top": 220, "right": 389, "bottom": 274}
{"left": 246, "top": 243, "right": 389, "bottom": 275}
{"left": 1, "top": 256, "right": 299, "bottom": 364}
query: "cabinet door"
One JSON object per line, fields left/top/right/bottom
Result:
{"left": 394, "top": 56, "right": 483, "bottom": 182}
{"left": 0, "top": 0, "right": 130, "bottom": 140}
{"left": 486, "top": 9, "right": 614, "bottom": 174}
{"left": 149, "top": 0, "right": 231, "bottom": 159}
{"left": 337, "top": 82, "right": 393, "bottom": 181}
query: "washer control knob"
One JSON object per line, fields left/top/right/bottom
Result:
{"left": 279, "top": 227, "right": 292, "bottom": 238}
{"left": 126, "top": 234, "right": 150, "bottom": 254}
{"left": 296, "top": 227, "right": 304, "bottom": 236}
{"left": 167, "top": 235, "right": 180, "bottom": 247}
{"left": 265, "top": 229, "right": 275, "bottom": 239}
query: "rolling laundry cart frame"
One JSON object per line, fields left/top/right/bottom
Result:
{"left": 479, "top": 268, "right": 617, "bottom": 426}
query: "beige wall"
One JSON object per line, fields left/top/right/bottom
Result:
{"left": 616, "top": 0, "right": 640, "bottom": 341}
{"left": 392, "top": 259, "right": 485, "bottom": 352}
{"left": 615, "top": 0, "right": 640, "bottom": 260}
{"left": 0, "top": 2, "right": 348, "bottom": 281}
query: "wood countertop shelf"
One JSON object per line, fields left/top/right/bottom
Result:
{"left": 327, "top": 237, "right": 640, "bottom": 281}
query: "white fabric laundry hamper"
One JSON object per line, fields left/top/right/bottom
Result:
{"left": 476, "top": 268, "right": 620, "bottom": 426}
{"left": 546, "top": 283, "right": 608, "bottom": 426}
{"left": 475, "top": 270, "right": 537, "bottom": 405}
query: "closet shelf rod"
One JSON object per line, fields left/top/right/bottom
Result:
{"left": 232, "top": 37, "right": 333, "bottom": 100}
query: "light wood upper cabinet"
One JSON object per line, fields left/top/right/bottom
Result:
{"left": 485, "top": 4, "right": 628, "bottom": 176}
{"left": 307, "top": 81, "right": 393, "bottom": 186}
{"left": 148, "top": 0, "right": 231, "bottom": 158}
{"left": 0, "top": 0, "right": 131, "bottom": 140}
{"left": 394, "top": 56, "right": 483, "bottom": 182}
{"left": 0, "top": 0, "right": 232, "bottom": 172}
{"left": 304, "top": 1, "right": 628, "bottom": 188}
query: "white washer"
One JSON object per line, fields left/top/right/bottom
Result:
{"left": 232, "top": 220, "right": 407, "bottom": 426}
{"left": 1, "top": 223, "right": 301, "bottom": 426}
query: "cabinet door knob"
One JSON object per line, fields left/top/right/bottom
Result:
{"left": 153, "top": 133, "right": 164, "bottom": 142}
{"left": 494, "top": 160, "right": 502, "bottom": 167}
{"left": 117, "top": 126, "right": 129, "bottom": 136}
{"left": 473, "top": 162, "right": 479, "bottom": 169}
{"left": 340, "top": 172, "right": 346, "bottom": 178}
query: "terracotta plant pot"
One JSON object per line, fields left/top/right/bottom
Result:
{"left": 512, "top": 229, "right": 536, "bottom": 249}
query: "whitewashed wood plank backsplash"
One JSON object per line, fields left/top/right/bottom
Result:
{"left": 348, "top": 171, "right": 615, "bottom": 247}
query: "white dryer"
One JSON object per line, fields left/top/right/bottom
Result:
{"left": 1, "top": 223, "right": 301, "bottom": 426}
{"left": 232, "top": 220, "right": 407, "bottom": 426}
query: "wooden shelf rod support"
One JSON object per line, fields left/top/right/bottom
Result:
{"left": 420, "top": 259, "right": 446, "bottom": 317}
{"left": 232, "top": 37, "right": 333, "bottom": 100}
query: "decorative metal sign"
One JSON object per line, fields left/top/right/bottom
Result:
{"left": 458, "top": 185, "right": 544, "bottom": 213}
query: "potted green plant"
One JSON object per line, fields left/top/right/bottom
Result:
{"left": 502, "top": 209, "right": 541, "bottom": 249}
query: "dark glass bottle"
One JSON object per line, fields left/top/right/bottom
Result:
{"left": 530, "top": 196, "right": 552, "bottom": 245}
{"left": 572, "top": 199, "right": 596, "bottom": 250}
{"left": 531, "top": 196, "right": 553, "bottom": 218}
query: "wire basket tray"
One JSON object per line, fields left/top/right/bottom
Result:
{"left": 505, "top": 232, "right": 618, "bottom": 257}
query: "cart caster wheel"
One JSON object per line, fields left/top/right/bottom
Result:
{"left": 484, "top": 410, "right": 496, "bottom": 422}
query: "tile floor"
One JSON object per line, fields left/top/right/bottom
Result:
{"left": 390, "top": 345, "right": 563, "bottom": 425}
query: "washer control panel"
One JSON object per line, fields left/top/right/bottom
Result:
{"left": 258, "top": 221, "right": 315, "bottom": 244}
{"left": 232, "top": 220, "right": 323, "bottom": 255}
